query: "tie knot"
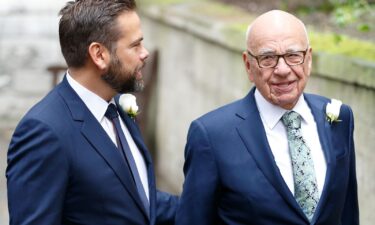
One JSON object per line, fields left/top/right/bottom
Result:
{"left": 105, "top": 103, "right": 119, "bottom": 120}
{"left": 282, "top": 111, "right": 301, "bottom": 129}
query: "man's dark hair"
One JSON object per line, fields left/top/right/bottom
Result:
{"left": 59, "top": 0, "right": 136, "bottom": 67}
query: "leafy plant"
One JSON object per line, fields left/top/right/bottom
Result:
{"left": 330, "top": 0, "right": 373, "bottom": 32}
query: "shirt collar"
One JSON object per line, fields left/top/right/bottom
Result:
{"left": 254, "top": 89, "right": 314, "bottom": 130}
{"left": 66, "top": 71, "right": 114, "bottom": 122}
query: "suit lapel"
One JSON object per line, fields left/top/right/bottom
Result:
{"left": 236, "top": 88, "right": 306, "bottom": 220}
{"left": 115, "top": 96, "right": 152, "bottom": 164}
{"left": 57, "top": 78, "right": 149, "bottom": 220}
{"left": 304, "top": 95, "right": 336, "bottom": 224}
{"left": 115, "top": 95, "right": 155, "bottom": 220}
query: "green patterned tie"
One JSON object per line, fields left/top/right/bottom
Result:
{"left": 282, "top": 111, "right": 319, "bottom": 221}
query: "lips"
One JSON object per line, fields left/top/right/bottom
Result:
{"left": 135, "top": 70, "right": 143, "bottom": 80}
{"left": 135, "top": 63, "right": 146, "bottom": 79}
{"left": 272, "top": 80, "right": 296, "bottom": 94}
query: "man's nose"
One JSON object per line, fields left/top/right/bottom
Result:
{"left": 273, "top": 57, "right": 291, "bottom": 75}
{"left": 140, "top": 47, "right": 149, "bottom": 61}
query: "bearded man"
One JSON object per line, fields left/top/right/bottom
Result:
{"left": 6, "top": 1, "right": 177, "bottom": 224}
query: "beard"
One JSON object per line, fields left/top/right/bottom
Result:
{"left": 101, "top": 53, "right": 144, "bottom": 94}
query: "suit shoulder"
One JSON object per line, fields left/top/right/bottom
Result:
{"left": 305, "top": 93, "right": 354, "bottom": 128}
{"left": 304, "top": 93, "right": 330, "bottom": 104}
{"left": 200, "top": 98, "right": 242, "bottom": 119}
{"left": 305, "top": 93, "right": 353, "bottom": 114}
{"left": 189, "top": 98, "right": 245, "bottom": 134}
{"left": 18, "top": 87, "right": 69, "bottom": 128}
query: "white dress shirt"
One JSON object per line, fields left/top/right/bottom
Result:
{"left": 66, "top": 72, "right": 149, "bottom": 201}
{"left": 254, "top": 89, "right": 326, "bottom": 196}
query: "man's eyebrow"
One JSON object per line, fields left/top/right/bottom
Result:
{"left": 129, "top": 37, "right": 143, "bottom": 47}
{"left": 285, "top": 47, "right": 304, "bottom": 53}
{"left": 258, "top": 48, "right": 276, "bottom": 55}
{"left": 258, "top": 47, "right": 305, "bottom": 55}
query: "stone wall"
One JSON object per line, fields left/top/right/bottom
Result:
{"left": 0, "top": 0, "right": 66, "bottom": 124}
{"left": 0, "top": 1, "right": 67, "bottom": 223}
{"left": 140, "top": 2, "right": 375, "bottom": 225}
{"left": 0, "top": 0, "right": 374, "bottom": 224}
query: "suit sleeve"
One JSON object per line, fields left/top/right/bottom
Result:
{"left": 341, "top": 106, "right": 359, "bottom": 225}
{"left": 6, "top": 118, "right": 69, "bottom": 225}
{"left": 175, "top": 120, "right": 220, "bottom": 225}
{"left": 155, "top": 190, "right": 179, "bottom": 225}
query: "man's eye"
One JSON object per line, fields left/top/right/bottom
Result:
{"left": 260, "top": 55, "right": 276, "bottom": 61}
{"left": 287, "top": 53, "right": 301, "bottom": 58}
{"left": 286, "top": 53, "right": 303, "bottom": 61}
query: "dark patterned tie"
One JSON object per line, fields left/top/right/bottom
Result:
{"left": 282, "top": 111, "right": 319, "bottom": 221}
{"left": 105, "top": 103, "right": 149, "bottom": 217}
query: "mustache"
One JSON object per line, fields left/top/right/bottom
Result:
{"left": 139, "top": 62, "right": 146, "bottom": 71}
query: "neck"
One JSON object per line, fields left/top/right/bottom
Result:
{"left": 68, "top": 66, "right": 116, "bottom": 102}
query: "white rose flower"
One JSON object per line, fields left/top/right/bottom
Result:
{"left": 326, "top": 99, "right": 342, "bottom": 124}
{"left": 119, "top": 94, "right": 139, "bottom": 118}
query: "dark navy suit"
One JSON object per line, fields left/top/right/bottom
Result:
{"left": 176, "top": 88, "right": 359, "bottom": 225}
{"left": 7, "top": 77, "right": 177, "bottom": 225}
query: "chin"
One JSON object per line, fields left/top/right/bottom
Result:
{"left": 134, "top": 80, "right": 144, "bottom": 92}
{"left": 273, "top": 95, "right": 298, "bottom": 109}
{"left": 280, "top": 99, "right": 299, "bottom": 109}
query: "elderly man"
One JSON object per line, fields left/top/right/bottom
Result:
{"left": 7, "top": 0, "right": 177, "bottom": 224}
{"left": 176, "top": 10, "right": 359, "bottom": 225}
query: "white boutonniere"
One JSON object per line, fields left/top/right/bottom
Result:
{"left": 119, "top": 94, "right": 139, "bottom": 119}
{"left": 326, "top": 99, "right": 342, "bottom": 124}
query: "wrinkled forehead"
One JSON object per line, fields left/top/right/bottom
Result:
{"left": 247, "top": 11, "right": 309, "bottom": 52}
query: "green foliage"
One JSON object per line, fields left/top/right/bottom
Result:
{"left": 357, "top": 23, "right": 370, "bottom": 32}
{"left": 330, "top": 0, "right": 373, "bottom": 32}
{"left": 289, "top": 0, "right": 374, "bottom": 44}
{"left": 140, "top": 0, "right": 375, "bottom": 61}
{"left": 309, "top": 30, "right": 375, "bottom": 61}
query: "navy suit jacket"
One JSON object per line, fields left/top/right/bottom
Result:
{"left": 7, "top": 77, "right": 177, "bottom": 225}
{"left": 176, "top": 88, "right": 359, "bottom": 225}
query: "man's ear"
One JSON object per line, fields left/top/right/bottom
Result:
{"left": 88, "top": 42, "right": 110, "bottom": 70}
{"left": 242, "top": 51, "right": 254, "bottom": 82}
{"left": 306, "top": 47, "right": 313, "bottom": 77}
